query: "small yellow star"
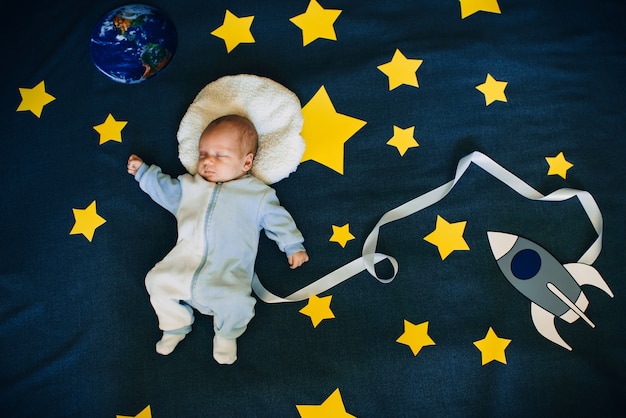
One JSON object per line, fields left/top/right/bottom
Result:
{"left": 301, "top": 86, "right": 367, "bottom": 174}
{"left": 475, "top": 73, "right": 508, "bottom": 106}
{"left": 70, "top": 200, "right": 106, "bottom": 242}
{"left": 377, "top": 49, "right": 424, "bottom": 91}
{"left": 296, "top": 388, "right": 356, "bottom": 418}
{"left": 387, "top": 125, "right": 419, "bottom": 156}
{"left": 459, "top": 0, "right": 501, "bottom": 19}
{"left": 545, "top": 152, "right": 573, "bottom": 179}
{"left": 423, "top": 215, "right": 470, "bottom": 260}
{"left": 16, "top": 80, "right": 56, "bottom": 118}
{"left": 93, "top": 114, "right": 127, "bottom": 145}
{"left": 211, "top": 10, "right": 255, "bottom": 52}
{"left": 290, "top": 0, "right": 342, "bottom": 46}
{"left": 396, "top": 320, "right": 436, "bottom": 356}
{"left": 117, "top": 405, "right": 152, "bottom": 418}
{"left": 329, "top": 224, "right": 355, "bottom": 248}
{"left": 299, "top": 295, "right": 335, "bottom": 327}
{"left": 473, "top": 327, "right": 511, "bottom": 365}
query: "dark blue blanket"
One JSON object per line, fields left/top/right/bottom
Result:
{"left": 2, "top": 0, "right": 625, "bottom": 416}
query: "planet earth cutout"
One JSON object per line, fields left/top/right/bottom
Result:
{"left": 90, "top": 4, "right": 177, "bottom": 84}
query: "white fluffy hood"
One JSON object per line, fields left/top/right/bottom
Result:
{"left": 177, "top": 74, "right": 305, "bottom": 185}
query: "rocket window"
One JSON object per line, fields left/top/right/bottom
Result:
{"left": 510, "top": 249, "right": 541, "bottom": 280}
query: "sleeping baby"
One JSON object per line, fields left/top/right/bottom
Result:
{"left": 127, "top": 114, "right": 309, "bottom": 364}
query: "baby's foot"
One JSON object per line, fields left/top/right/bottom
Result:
{"left": 213, "top": 335, "right": 237, "bottom": 364}
{"left": 155, "top": 333, "right": 186, "bottom": 355}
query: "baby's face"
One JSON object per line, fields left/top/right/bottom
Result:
{"left": 197, "top": 123, "right": 253, "bottom": 183}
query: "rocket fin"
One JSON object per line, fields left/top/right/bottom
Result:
{"left": 546, "top": 282, "right": 595, "bottom": 328}
{"left": 564, "top": 263, "right": 614, "bottom": 298}
{"left": 530, "top": 302, "right": 572, "bottom": 351}
{"left": 560, "top": 291, "right": 588, "bottom": 323}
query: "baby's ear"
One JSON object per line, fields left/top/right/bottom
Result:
{"left": 243, "top": 153, "right": 254, "bottom": 171}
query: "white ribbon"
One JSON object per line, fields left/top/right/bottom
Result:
{"left": 252, "top": 151, "right": 603, "bottom": 303}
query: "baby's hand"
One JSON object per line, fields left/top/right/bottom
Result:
{"left": 127, "top": 154, "right": 143, "bottom": 175}
{"left": 288, "top": 251, "right": 309, "bottom": 269}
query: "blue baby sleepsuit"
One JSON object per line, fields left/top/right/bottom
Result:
{"left": 134, "top": 163, "right": 305, "bottom": 339}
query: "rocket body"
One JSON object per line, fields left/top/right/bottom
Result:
{"left": 489, "top": 233, "right": 582, "bottom": 318}
{"left": 486, "top": 231, "right": 613, "bottom": 350}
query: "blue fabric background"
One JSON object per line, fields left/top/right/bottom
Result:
{"left": 2, "top": 0, "right": 625, "bottom": 416}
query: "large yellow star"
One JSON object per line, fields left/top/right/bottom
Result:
{"left": 475, "top": 73, "right": 508, "bottom": 106}
{"left": 117, "top": 405, "right": 152, "bottom": 418}
{"left": 329, "top": 224, "right": 355, "bottom": 248}
{"left": 70, "top": 200, "right": 106, "bottom": 242}
{"left": 377, "top": 49, "right": 423, "bottom": 91}
{"left": 290, "top": 0, "right": 342, "bottom": 46}
{"left": 387, "top": 125, "right": 419, "bottom": 156}
{"left": 211, "top": 10, "right": 255, "bottom": 52}
{"left": 423, "top": 215, "right": 470, "bottom": 260}
{"left": 299, "top": 295, "right": 335, "bottom": 327}
{"left": 93, "top": 114, "right": 127, "bottom": 145}
{"left": 545, "top": 152, "right": 573, "bottom": 179}
{"left": 396, "top": 320, "right": 436, "bottom": 356}
{"left": 301, "top": 86, "right": 367, "bottom": 174}
{"left": 16, "top": 80, "right": 55, "bottom": 118}
{"left": 296, "top": 388, "right": 356, "bottom": 418}
{"left": 459, "top": 0, "right": 501, "bottom": 19}
{"left": 473, "top": 327, "right": 511, "bottom": 365}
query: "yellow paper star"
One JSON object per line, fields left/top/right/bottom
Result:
{"left": 387, "top": 125, "right": 419, "bottom": 156}
{"left": 301, "top": 86, "right": 367, "bottom": 174}
{"left": 290, "top": 0, "right": 342, "bottom": 46}
{"left": 296, "top": 388, "right": 356, "bottom": 418}
{"left": 329, "top": 224, "right": 355, "bottom": 248}
{"left": 459, "top": 0, "right": 501, "bottom": 19}
{"left": 377, "top": 49, "right": 423, "bottom": 90}
{"left": 299, "top": 295, "right": 335, "bottom": 327}
{"left": 475, "top": 73, "right": 508, "bottom": 106}
{"left": 423, "top": 215, "right": 470, "bottom": 260}
{"left": 545, "top": 152, "right": 573, "bottom": 179}
{"left": 93, "top": 114, "right": 127, "bottom": 145}
{"left": 396, "top": 320, "right": 436, "bottom": 356}
{"left": 70, "top": 200, "right": 106, "bottom": 242}
{"left": 211, "top": 10, "right": 255, "bottom": 52}
{"left": 16, "top": 80, "right": 56, "bottom": 118}
{"left": 117, "top": 405, "right": 152, "bottom": 418}
{"left": 473, "top": 327, "right": 511, "bottom": 365}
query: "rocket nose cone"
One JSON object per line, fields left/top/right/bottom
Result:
{"left": 487, "top": 231, "right": 518, "bottom": 260}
